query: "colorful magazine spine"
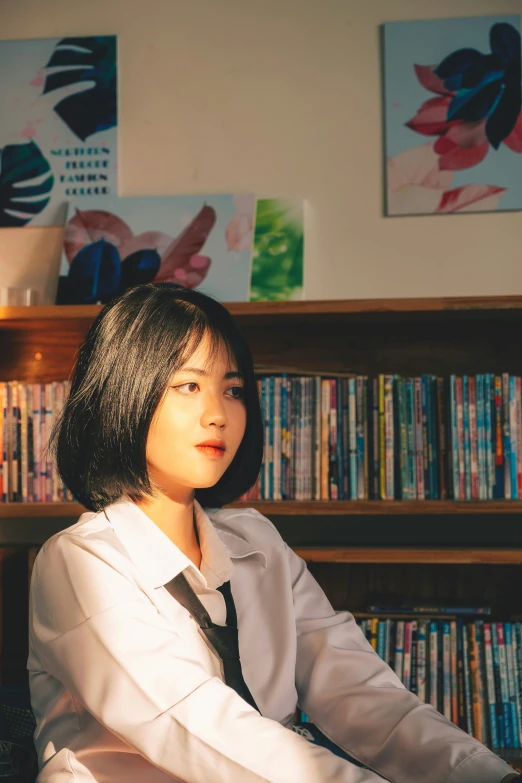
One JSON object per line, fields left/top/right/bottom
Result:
{"left": 462, "top": 375, "right": 471, "bottom": 500}
{"left": 483, "top": 623, "right": 500, "bottom": 748}
{"left": 497, "top": 623, "right": 513, "bottom": 747}
{"left": 505, "top": 623, "right": 519, "bottom": 748}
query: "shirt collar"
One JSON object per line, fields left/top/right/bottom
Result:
{"left": 102, "top": 495, "right": 266, "bottom": 590}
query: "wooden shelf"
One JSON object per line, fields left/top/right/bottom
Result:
{"left": 3, "top": 500, "right": 522, "bottom": 519}
{"left": 294, "top": 547, "right": 522, "bottom": 564}
{"left": 230, "top": 500, "right": 522, "bottom": 515}
{"left": 3, "top": 294, "right": 522, "bottom": 322}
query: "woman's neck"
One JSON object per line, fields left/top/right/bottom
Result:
{"left": 132, "top": 493, "right": 202, "bottom": 569}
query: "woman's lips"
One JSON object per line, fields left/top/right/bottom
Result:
{"left": 195, "top": 445, "right": 226, "bottom": 458}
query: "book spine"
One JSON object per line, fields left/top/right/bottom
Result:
{"left": 342, "top": 379, "right": 350, "bottom": 499}
{"left": 442, "top": 620, "right": 451, "bottom": 721}
{"left": 497, "top": 623, "right": 513, "bottom": 747}
{"left": 514, "top": 624, "right": 522, "bottom": 745}
{"left": 450, "top": 620, "right": 458, "bottom": 725}
{"left": 456, "top": 376, "right": 465, "bottom": 501}
{"left": 502, "top": 373, "right": 512, "bottom": 499}
{"left": 492, "top": 623, "right": 505, "bottom": 748}
{"left": 484, "top": 373, "right": 494, "bottom": 500}
{"left": 320, "top": 379, "right": 329, "bottom": 500}
{"left": 384, "top": 374, "right": 394, "bottom": 499}
{"left": 510, "top": 376, "right": 518, "bottom": 499}
{"left": 437, "top": 377, "right": 447, "bottom": 500}
{"left": 417, "top": 620, "right": 427, "bottom": 702}
{"left": 515, "top": 382, "right": 522, "bottom": 498}
{"left": 450, "top": 375, "right": 456, "bottom": 500}
{"left": 469, "top": 376, "right": 479, "bottom": 499}
{"left": 398, "top": 377, "right": 408, "bottom": 499}
{"left": 462, "top": 375, "right": 471, "bottom": 500}
{"left": 356, "top": 376, "right": 364, "bottom": 499}
{"left": 334, "top": 378, "right": 343, "bottom": 500}
{"left": 348, "top": 377, "right": 357, "bottom": 499}
{"left": 394, "top": 620, "right": 405, "bottom": 682}
{"left": 273, "top": 377, "right": 282, "bottom": 501}
{"left": 378, "top": 375, "right": 385, "bottom": 499}
{"left": 363, "top": 376, "right": 369, "bottom": 499}
{"left": 456, "top": 619, "right": 467, "bottom": 732}
{"left": 494, "top": 375, "right": 504, "bottom": 498}
{"left": 371, "top": 378, "right": 379, "bottom": 499}
{"left": 414, "top": 377, "right": 425, "bottom": 500}
{"left": 468, "top": 622, "right": 482, "bottom": 741}
{"left": 410, "top": 620, "right": 418, "bottom": 696}
{"left": 463, "top": 624, "right": 474, "bottom": 737}
{"left": 475, "top": 620, "right": 489, "bottom": 744}
{"left": 329, "top": 379, "right": 338, "bottom": 500}
{"left": 422, "top": 375, "right": 430, "bottom": 499}
{"left": 377, "top": 619, "right": 386, "bottom": 661}
{"left": 484, "top": 623, "right": 500, "bottom": 748}
{"left": 505, "top": 623, "right": 519, "bottom": 749}
{"left": 403, "top": 620, "right": 412, "bottom": 690}
{"left": 477, "top": 374, "right": 486, "bottom": 500}
{"left": 429, "top": 620, "right": 438, "bottom": 710}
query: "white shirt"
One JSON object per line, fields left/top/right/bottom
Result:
{"left": 27, "top": 495, "right": 513, "bottom": 783}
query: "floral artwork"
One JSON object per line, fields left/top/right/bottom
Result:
{"left": 383, "top": 16, "right": 521, "bottom": 216}
{"left": 249, "top": 199, "right": 304, "bottom": 302}
{"left": 56, "top": 193, "right": 255, "bottom": 304}
{"left": 0, "top": 36, "right": 117, "bottom": 226}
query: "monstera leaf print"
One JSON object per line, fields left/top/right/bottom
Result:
{"left": 42, "top": 36, "right": 117, "bottom": 141}
{"left": 0, "top": 141, "right": 54, "bottom": 227}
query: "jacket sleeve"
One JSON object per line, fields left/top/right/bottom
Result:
{"left": 287, "top": 542, "right": 514, "bottom": 783}
{"left": 30, "top": 535, "right": 389, "bottom": 783}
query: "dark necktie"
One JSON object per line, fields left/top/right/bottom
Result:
{"left": 163, "top": 570, "right": 260, "bottom": 713}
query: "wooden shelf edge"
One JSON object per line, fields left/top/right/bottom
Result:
{"left": 293, "top": 547, "right": 522, "bottom": 564}
{"left": 3, "top": 295, "right": 522, "bottom": 321}
{"left": 3, "top": 500, "right": 522, "bottom": 518}
{"left": 228, "top": 500, "right": 522, "bottom": 515}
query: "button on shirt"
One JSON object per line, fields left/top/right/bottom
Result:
{"left": 28, "top": 495, "right": 514, "bottom": 783}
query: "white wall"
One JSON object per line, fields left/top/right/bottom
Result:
{"left": 1, "top": 0, "right": 521, "bottom": 303}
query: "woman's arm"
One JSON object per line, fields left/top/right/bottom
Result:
{"left": 31, "top": 534, "right": 389, "bottom": 783}
{"left": 286, "top": 542, "right": 516, "bottom": 783}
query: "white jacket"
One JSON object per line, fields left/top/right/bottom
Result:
{"left": 28, "top": 495, "right": 513, "bottom": 782}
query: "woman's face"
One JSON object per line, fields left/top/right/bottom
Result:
{"left": 145, "top": 332, "right": 247, "bottom": 501}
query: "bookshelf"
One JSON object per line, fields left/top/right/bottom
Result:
{"left": 2, "top": 295, "right": 522, "bottom": 767}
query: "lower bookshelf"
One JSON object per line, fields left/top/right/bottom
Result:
{"left": 0, "top": 503, "right": 521, "bottom": 769}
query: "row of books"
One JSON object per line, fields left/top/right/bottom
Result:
{"left": 2, "top": 374, "right": 522, "bottom": 504}
{"left": 240, "top": 373, "right": 522, "bottom": 501}
{"left": 302, "top": 616, "right": 522, "bottom": 749}
{"left": 0, "top": 382, "right": 73, "bottom": 503}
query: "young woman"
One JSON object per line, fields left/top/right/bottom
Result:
{"left": 28, "top": 283, "right": 518, "bottom": 783}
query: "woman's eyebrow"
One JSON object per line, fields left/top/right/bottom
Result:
{"left": 176, "top": 367, "right": 243, "bottom": 380}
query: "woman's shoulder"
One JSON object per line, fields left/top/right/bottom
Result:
{"left": 33, "top": 507, "right": 132, "bottom": 581}
{"left": 204, "top": 505, "right": 286, "bottom": 558}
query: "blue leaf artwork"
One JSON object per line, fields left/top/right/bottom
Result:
{"left": 0, "top": 141, "right": 54, "bottom": 227}
{"left": 42, "top": 37, "right": 117, "bottom": 141}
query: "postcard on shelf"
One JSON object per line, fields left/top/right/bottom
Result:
{"left": 57, "top": 193, "right": 257, "bottom": 304}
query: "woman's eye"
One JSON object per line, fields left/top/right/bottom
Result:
{"left": 226, "top": 386, "right": 245, "bottom": 399}
{"left": 175, "top": 382, "right": 199, "bottom": 394}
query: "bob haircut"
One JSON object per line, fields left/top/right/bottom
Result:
{"left": 48, "top": 282, "right": 264, "bottom": 512}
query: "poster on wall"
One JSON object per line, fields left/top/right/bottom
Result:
{"left": 57, "top": 193, "right": 256, "bottom": 304}
{"left": 383, "top": 15, "right": 522, "bottom": 216}
{"left": 0, "top": 36, "right": 117, "bottom": 227}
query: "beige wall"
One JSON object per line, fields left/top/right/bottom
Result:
{"left": 1, "top": 0, "right": 521, "bottom": 303}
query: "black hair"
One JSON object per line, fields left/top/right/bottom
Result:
{"left": 48, "top": 283, "right": 263, "bottom": 512}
